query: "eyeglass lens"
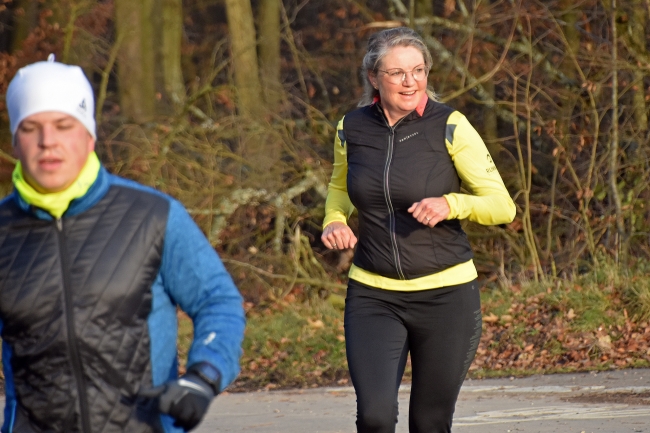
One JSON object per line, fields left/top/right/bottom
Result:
{"left": 381, "top": 66, "right": 428, "bottom": 84}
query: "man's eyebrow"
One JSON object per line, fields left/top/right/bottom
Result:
{"left": 22, "top": 116, "right": 74, "bottom": 125}
{"left": 53, "top": 116, "right": 74, "bottom": 123}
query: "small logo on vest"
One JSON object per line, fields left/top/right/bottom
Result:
{"left": 399, "top": 131, "right": 419, "bottom": 142}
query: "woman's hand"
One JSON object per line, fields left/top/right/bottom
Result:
{"left": 408, "top": 197, "right": 450, "bottom": 227}
{"left": 322, "top": 222, "right": 358, "bottom": 250}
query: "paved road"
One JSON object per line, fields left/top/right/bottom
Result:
{"left": 2, "top": 369, "right": 649, "bottom": 432}
{"left": 200, "top": 369, "right": 650, "bottom": 433}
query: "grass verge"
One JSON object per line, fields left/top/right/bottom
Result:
{"left": 178, "top": 260, "right": 650, "bottom": 391}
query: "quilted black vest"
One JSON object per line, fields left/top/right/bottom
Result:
{"left": 344, "top": 100, "right": 473, "bottom": 280}
{"left": 0, "top": 185, "right": 169, "bottom": 432}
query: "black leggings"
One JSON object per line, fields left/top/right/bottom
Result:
{"left": 344, "top": 279, "right": 482, "bottom": 433}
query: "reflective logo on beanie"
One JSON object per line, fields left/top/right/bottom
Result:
{"left": 77, "top": 98, "right": 88, "bottom": 118}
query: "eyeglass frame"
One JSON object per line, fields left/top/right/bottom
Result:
{"left": 375, "top": 64, "right": 430, "bottom": 84}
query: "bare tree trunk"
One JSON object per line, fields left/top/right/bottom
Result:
{"left": 415, "top": 0, "right": 433, "bottom": 17}
{"left": 11, "top": 0, "right": 38, "bottom": 53}
{"left": 408, "top": 0, "right": 432, "bottom": 27}
{"left": 258, "top": 0, "right": 283, "bottom": 110}
{"left": 154, "top": 0, "right": 185, "bottom": 112}
{"left": 557, "top": 1, "right": 580, "bottom": 152}
{"left": 610, "top": 0, "right": 625, "bottom": 259}
{"left": 629, "top": 0, "right": 648, "bottom": 132}
{"left": 224, "top": 0, "right": 264, "bottom": 118}
{"left": 114, "top": 0, "right": 156, "bottom": 122}
{"left": 225, "top": 0, "right": 279, "bottom": 179}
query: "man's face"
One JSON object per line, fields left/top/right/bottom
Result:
{"left": 13, "top": 112, "right": 95, "bottom": 193}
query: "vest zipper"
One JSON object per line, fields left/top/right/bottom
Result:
{"left": 381, "top": 112, "right": 406, "bottom": 280}
{"left": 56, "top": 218, "right": 92, "bottom": 433}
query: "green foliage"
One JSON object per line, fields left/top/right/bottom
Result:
{"left": 482, "top": 257, "right": 650, "bottom": 335}
{"left": 6, "top": 0, "right": 650, "bottom": 390}
{"left": 236, "top": 299, "right": 349, "bottom": 390}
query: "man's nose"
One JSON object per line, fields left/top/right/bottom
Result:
{"left": 40, "top": 125, "right": 57, "bottom": 147}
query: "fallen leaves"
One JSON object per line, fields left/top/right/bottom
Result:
{"left": 308, "top": 318, "right": 325, "bottom": 329}
{"left": 483, "top": 313, "right": 499, "bottom": 323}
{"left": 567, "top": 308, "right": 576, "bottom": 320}
{"left": 231, "top": 305, "right": 349, "bottom": 391}
{"left": 225, "top": 283, "right": 650, "bottom": 391}
{"left": 473, "top": 289, "right": 650, "bottom": 376}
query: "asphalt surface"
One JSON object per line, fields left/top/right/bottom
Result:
{"left": 200, "top": 369, "right": 650, "bottom": 433}
{"left": 2, "top": 369, "right": 649, "bottom": 432}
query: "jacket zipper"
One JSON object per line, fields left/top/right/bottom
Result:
{"left": 380, "top": 112, "right": 406, "bottom": 280}
{"left": 56, "top": 219, "right": 92, "bottom": 433}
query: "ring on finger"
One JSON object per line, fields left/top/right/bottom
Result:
{"left": 426, "top": 217, "right": 431, "bottom": 221}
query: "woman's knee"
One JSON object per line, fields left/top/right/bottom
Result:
{"left": 356, "top": 399, "right": 399, "bottom": 433}
{"left": 409, "top": 406, "right": 453, "bottom": 433}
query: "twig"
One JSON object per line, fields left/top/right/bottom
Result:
{"left": 439, "top": 14, "right": 517, "bottom": 103}
{"left": 423, "top": 33, "right": 523, "bottom": 129}
{"left": 0, "top": 149, "right": 16, "bottom": 164}
{"left": 222, "top": 258, "right": 347, "bottom": 290}
{"left": 412, "top": 15, "right": 579, "bottom": 89}
{"left": 195, "top": 170, "right": 327, "bottom": 245}
{"left": 96, "top": 31, "right": 124, "bottom": 125}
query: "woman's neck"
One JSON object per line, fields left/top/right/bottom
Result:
{"left": 379, "top": 104, "right": 407, "bottom": 127}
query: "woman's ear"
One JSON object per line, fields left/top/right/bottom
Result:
{"left": 368, "top": 71, "right": 378, "bottom": 89}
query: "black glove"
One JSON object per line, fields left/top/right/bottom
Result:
{"left": 139, "top": 362, "right": 221, "bottom": 431}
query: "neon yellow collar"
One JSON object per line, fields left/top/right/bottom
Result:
{"left": 13, "top": 152, "right": 101, "bottom": 218}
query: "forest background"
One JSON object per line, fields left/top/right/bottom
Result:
{"left": 1, "top": 0, "right": 650, "bottom": 390}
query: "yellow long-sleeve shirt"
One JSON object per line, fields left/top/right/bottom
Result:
{"left": 324, "top": 110, "right": 516, "bottom": 291}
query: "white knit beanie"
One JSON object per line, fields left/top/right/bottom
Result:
{"left": 6, "top": 54, "right": 96, "bottom": 143}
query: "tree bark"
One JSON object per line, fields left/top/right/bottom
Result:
{"left": 114, "top": 0, "right": 156, "bottom": 122}
{"left": 557, "top": 0, "right": 581, "bottom": 155}
{"left": 628, "top": 0, "right": 648, "bottom": 132}
{"left": 10, "top": 0, "right": 38, "bottom": 53}
{"left": 415, "top": 0, "right": 433, "bottom": 17}
{"left": 609, "top": 0, "right": 625, "bottom": 256}
{"left": 258, "top": 0, "right": 283, "bottom": 110}
{"left": 154, "top": 0, "right": 185, "bottom": 112}
{"left": 224, "top": 0, "right": 264, "bottom": 118}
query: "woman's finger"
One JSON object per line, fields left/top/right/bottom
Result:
{"left": 409, "top": 197, "right": 450, "bottom": 226}
{"left": 322, "top": 222, "right": 357, "bottom": 249}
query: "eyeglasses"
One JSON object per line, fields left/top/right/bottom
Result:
{"left": 377, "top": 65, "right": 429, "bottom": 84}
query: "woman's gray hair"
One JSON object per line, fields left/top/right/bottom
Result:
{"left": 358, "top": 27, "right": 436, "bottom": 106}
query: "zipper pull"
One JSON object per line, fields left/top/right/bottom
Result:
{"left": 56, "top": 219, "right": 63, "bottom": 231}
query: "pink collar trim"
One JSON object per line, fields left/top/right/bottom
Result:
{"left": 372, "top": 93, "right": 429, "bottom": 117}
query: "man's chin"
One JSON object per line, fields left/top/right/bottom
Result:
{"left": 27, "top": 177, "right": 69, "bottom": 194}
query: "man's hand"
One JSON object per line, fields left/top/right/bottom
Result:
{"left": 139, "top": 363, "right": 221, "bottom": 431}
{"left": 408, "top": 197, "right": 450, "bottom": 227}
{"left": 322, "top": 221, "right": 357, "bottom": 250}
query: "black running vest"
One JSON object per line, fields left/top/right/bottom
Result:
{"left": 0, "top": 185, "right": 169, "bottom": 432}
{"left": 344, "top": 100, "right": 473, "bottom": 280}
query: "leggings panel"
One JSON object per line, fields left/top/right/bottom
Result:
{"left": 344, "top": 279, "right": 482, "bottom": 433}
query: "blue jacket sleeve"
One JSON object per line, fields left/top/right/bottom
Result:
{"left": 160, "top": 199, "right": 245, "bottom": 391}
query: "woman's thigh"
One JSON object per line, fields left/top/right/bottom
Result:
{"left": 344, "top": 280, "right": 410, "bottom": 432}
{"left": 406, "top": 280, "right": 482, "bottom": 433}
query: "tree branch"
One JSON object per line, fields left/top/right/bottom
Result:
{"left": 222, "top": 258, "right": 347, "bottom": 290}
{"left": 413, "top": 16, "right": 580, "bottom": 90}
{"left": 423, "top": 33, "right": 524, "bottom": 128}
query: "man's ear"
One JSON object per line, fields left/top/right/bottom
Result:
{"left": 12, "top": 141, "right": 22, "bottom": 159}
{"left": 87, "top": 134, "right": 95, "bottom": 153}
